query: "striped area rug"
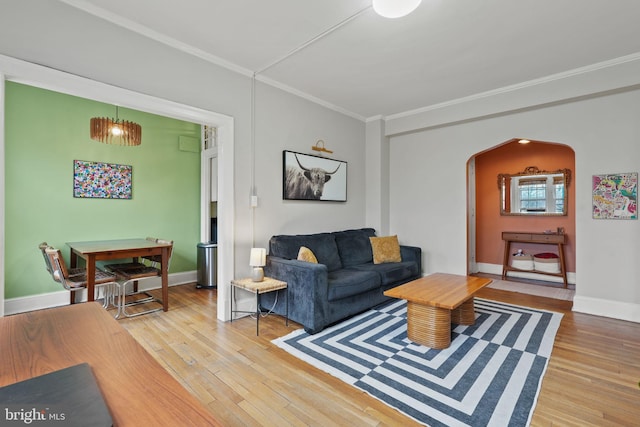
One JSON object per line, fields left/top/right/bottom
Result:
{"left": 273, "top": 298, "right": 562, "bottom": 427}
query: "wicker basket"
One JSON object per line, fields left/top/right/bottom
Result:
{"left": 511, "top": 255, "right": 534, "bottom": 270}
{"left": 534, "top": 252, "right": 560, "bottom": 273}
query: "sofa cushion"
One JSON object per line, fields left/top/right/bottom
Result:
{"left": 334, "top": 228, "right": 376, "bottom": 267}
{"left": 269, "top": 233, "right": 342, "bottom": 272}
{"left": 347, "top": 261, "right": 419, "bottom": 286}
{"left": 297, "top": 246, "right": 318, "bottom": 263}
{"left": 327, "top": 269, "right": 381, "bottom": 302}
{"left": 370, "top": 235, "right": 402, "bottom": 264}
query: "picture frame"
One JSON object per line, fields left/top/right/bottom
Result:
{"left": 592, "top": 172, "right": 637, "bottom": 219}
{"left": 283, "top": 150, "right": 347, "bottom": 201}
{"left": 73, "top": 160, "right": 133, "bottom": 199}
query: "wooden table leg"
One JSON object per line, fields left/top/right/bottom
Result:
{"left": 451, "top": 298, "right": 476, "bottom": 325}
{"left": 69, "top": 251, "right": 79, "bottom": 304}
{"left": 161, "top": 247, "right": 169, "bottom": 311}
{"left": 502, "top": 240, "right": 511, "bottom": 280}
{"left": 558, "top": 242, "right": 568, "bottom": 288}
{"left": 86, "top": 254, "right": 96, "bottom": 302}
{"left": 407, "top": 301, "right": 451, "bottom": 349}
{"left": 70, "top": 251, "right": 78, "bottom": 268}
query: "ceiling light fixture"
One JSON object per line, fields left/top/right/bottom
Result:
{"left": 90, "top": 106, "right": 142, "bottom": 146}
{"left": 373, "top": 0, "right": 422, "bottom": 18}
{"left": 518, "top": 139, "right": 531, "bottom": 144}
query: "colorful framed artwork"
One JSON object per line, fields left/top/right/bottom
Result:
{"left": 73, "top": 160, "right": 133, "bottom": 199}
{"left": 592, "top": 172, "right": 637, "bottom": 219}
{"left": 283, "top": 150, "right": 347, "bottom": 201}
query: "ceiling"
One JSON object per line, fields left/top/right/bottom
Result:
{"left": 61, "top": 0, "right": 640, "bottom": 120}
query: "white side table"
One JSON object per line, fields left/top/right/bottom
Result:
{"left": 230, "top": 277, "right": 288, "bottom": 335}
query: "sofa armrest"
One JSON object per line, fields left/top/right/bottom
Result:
{"left": 400, "top": 245, "right": 422, "bottom": 276}
{"left": 264, "top": 256, "right": 330, "bottom": 333}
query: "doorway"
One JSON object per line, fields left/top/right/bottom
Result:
{"left": 468, "top": 139, "right": 576, "bottom": 286}
{"left": 0, "top": 56, "right": 235, "bottom": 319}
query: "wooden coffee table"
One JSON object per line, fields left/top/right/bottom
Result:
{"left": 384, "top": 273, "right": 492, "bottom": 349}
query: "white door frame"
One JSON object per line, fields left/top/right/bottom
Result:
{"left": 467, "top": 157, "right": 477, "bottom": 274}
{"left": 0, "top": 54, "right": 235, "bottom": 320}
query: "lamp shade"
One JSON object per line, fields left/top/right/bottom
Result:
{"left": 373, "top": 0, "right": 422, "bottom": 18}
{"left": 90, "top": 106, "right": 142, "bottom": 146}
{"left": 90, "top": 117, "right": 142, "bottom": 146}
{"left": 249, "top": 248, "right": 266, "bottom": 267}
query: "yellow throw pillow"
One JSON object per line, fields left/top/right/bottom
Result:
{"left": 297, "top": 246, "right": 318, "bottom": 263}
{"left": 370, "top": 235, "right": 402, "bottom": 264}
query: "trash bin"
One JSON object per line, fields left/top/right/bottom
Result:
{"left": 196, "top": 242, "right": 217, "bottom": 289}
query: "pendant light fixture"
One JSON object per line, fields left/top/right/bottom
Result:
{"left": 373, "top": 0, "right": 422, "bottom": 18}
{"left": 90, "top": 106, "right": 142, "bottom": 146}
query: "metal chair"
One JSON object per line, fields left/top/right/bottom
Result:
{"left": 109, "top": 238, "right": 173, "bottom": 318}
{"left": 44, "top": 246, "right": 121, "bottom": 313}
{"left": 39, "top": 242, "right": 84, "bottom": 290}
{"left": 40, "top": 242, "right": 97, "bottom": 305}
{"left": 103, "top": 237, "right": 159, "bottom": 306}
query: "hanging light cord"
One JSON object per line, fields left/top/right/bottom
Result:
{"left": 255, "top": 5, "right": 372, "bottom": 75}
{"left": 249, "top": 5, "right": 371, "bottom": 246}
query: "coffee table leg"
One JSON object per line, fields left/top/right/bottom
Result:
{"left": 451, "top": 298, "right": 476, "bottom": 325}
{"left": 407, "top": 301, "right": 451, "bottom": 349}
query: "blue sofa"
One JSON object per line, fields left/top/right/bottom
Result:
{"left": 262, "top": 228, "right": 422, "bottom": 334}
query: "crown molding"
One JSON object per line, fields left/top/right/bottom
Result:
{"left": 385, "top": 52, "right": 640, "bottom": 122}
{"left": 54, "top": 1, "right": 640, "bottom": 128}
{"left": 384, "top": 52, "right": 640, "bottom": 135}
{"left": 60, "top": 0, "right": 254, "bottom": 78}
{"left": 255, "top": 74, "right": 366, "bottom": 122}
{"left": 365, "top": 115, "right": 384, "bottom": 123}
{"left": 59, "top": 0, "right": 367, "bottom": 123}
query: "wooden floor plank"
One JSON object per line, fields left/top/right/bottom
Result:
{"left": 117, "top": 282, "right": 640, "bottom": 426}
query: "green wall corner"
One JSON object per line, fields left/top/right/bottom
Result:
{"left": 5, "top": 82, "right": 202, "bottom": 299}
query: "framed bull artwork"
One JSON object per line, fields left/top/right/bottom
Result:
{"left": 283, "top": 150, "right": 347, "bottom": 201}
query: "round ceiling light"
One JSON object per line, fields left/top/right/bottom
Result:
{"left": 373, "top": 0, "right": 422, "bottom": 18}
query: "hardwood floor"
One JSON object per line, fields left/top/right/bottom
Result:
{"left": 119, "top": 284, "right": 640, "bottom": 426}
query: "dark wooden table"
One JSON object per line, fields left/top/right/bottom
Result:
{"left": 0, "top": 302, "right": 222, "bottom": 426}
{"left": 67, "top": 238, "right": 171, "bottom": 311}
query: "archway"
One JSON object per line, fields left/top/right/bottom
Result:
{"left": 468, "top": 138, "right": 576, "bottom": 286}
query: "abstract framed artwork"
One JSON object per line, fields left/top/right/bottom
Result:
{"left": 592, "top": 172, "right": 637, "bottom": 219}
{"left": 283, "top": 150, "right": 347, "bottom": 201}
{"left": 73, "top": 160, "right": 133, "bottom": 199}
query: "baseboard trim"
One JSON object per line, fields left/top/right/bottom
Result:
{"left": 477, "top": 263, "right": 639, "bottom": 324}
{"left": 4, "top": 271, "right": 197, "bottom": 316}
{"left": 573, "top": 295, "right": 640, "bottom": 323}
{"left": 475, "top": 262, "right": 576, "bottom": 285}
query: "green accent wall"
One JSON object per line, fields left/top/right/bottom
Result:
{"left": 5, "top": 82, "right": 201, "bottom": 299}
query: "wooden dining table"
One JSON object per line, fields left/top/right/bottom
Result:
{"left": 67, "top": 238, "right": 171, "bottom": 311}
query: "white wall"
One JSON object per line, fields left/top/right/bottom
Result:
{"left": 384, "top": 61, "right": 640, "bottom": 323}
{"left": 365, "top": 119, "right": 390, "bottom": 235}
{"left": 249, "top": 82, "right": 366, "bottom": 265}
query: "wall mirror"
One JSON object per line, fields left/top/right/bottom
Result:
{"left": 498, "top": 166, "right": 571, "bottom": 216}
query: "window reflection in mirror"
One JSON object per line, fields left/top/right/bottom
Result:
{"left": 499, "top": 166, "right": 571, "bottom": 216}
